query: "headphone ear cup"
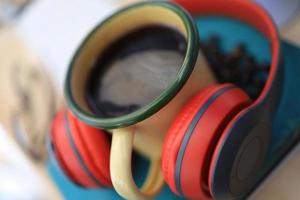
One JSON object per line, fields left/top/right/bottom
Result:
{"left": 161, "top": 84, "right": 227, "bottom": 195}
{"left": 51, "top": 109, "right": 97, "bottom": 187}
{"left": 67, "top": 111, "right": 112, "bottom": 187}
{"left": 51, "top": 110, "right": 80, "bottom": 184}
{"left": 50, "top": 109, "right": 112, "bottom": 188}
{"left": 162, "top": 84, "right": 251, "bottom": 199}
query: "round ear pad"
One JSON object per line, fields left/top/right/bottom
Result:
{"left": 51, "top": 109, "right": 96, "bottom": 187}
{"left": 67, "top": 110, "right": 112, "bottom": 187}
{"left": 51, "top": 109, "right": 112, "bottom": 188}
{"left": 51, "top": 110, "right": 80, "bottom": 185}
{"left": 208, "top": 110, "right": 271, "bottom": 199}
{"left": 162, "top": 85, "right": 221, "bottom": 195}
{"left": 162, "top": 84, "right": 251, "bottom": 199}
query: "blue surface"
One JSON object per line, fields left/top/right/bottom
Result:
{"left": 47, "top": 16, "right": 300, "bottom": 199}
{"left": 195, "top": 17, "right": 271, "bottom": 63}
{"left": 266, "top": 42, "right": 300, "bottom": 159}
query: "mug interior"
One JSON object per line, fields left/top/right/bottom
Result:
{"left": 66, "top": 2, "right": 197, "bottom": 128}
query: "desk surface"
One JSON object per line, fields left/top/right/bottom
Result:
{"left": 250, "top": 143, "right": 300, "bottom": 200}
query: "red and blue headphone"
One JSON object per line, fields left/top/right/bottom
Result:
{"left": 49, "top": 0, "right": 282, "bottom": 199}
{"left": 162, "top": 0, "right": 282, "bottom": 199}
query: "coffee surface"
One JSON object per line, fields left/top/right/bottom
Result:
{"left": 86, "top": 25, "right": 187, "bottom": 118}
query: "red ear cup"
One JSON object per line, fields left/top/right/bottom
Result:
{"left": 162, "top": 84, "right": 251, "bottom": 199}
{"left": 67, "top": 110, "right": 112, "bottom": 187}
{"left": 50, "top": 109, "right": 112, "bottom": 188}
{"left": 51, "top": 110, "right": 80, "bottom": 185}
{"left": 51, "top": 109, "right": 96, "bottom": 187}
{"left": 162, "top": 85, "right": 221, "bottom": 195}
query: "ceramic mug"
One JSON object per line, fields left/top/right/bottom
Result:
{"left": 65, "top": 2, "right": 216, "bottom": 199}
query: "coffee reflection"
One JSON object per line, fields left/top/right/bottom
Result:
{"left": 86, "top": 25, "right": 187, "bottom": 118}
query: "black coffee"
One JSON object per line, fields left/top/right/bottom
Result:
{"left": 85, "top": 25, "right": 187, "bottom": 118}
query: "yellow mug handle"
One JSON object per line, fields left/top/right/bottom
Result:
{"left": 110, "top": 127, "right": 164, "bottom": 200}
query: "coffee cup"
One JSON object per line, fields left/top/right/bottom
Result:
{"left": 65, "top": 2, "right": 216, "bottom": 199}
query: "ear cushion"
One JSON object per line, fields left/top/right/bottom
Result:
{"left": 67, "top": 110, "right": 112, "bottom": 187}
{"left": 51, "top": 110, "right": 79, "bottom": 184}
{"left": 162, "top": 84, "right": 251, "bottom": 199}
{"left": 51, "top": 109, "right": 97, "bottom": 187}
{"left": 179, "top": 85, "right": 251, "bottom": 199}
{"left": 162, "top": 84, "right": 224, "bottom": 195}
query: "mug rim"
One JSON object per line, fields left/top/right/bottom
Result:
{"left": 64, "top": 1, "right": 199, "bottom": 129}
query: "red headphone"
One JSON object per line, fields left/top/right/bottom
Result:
{"left": 50, "top": 0, "right": 282, "bottom": 199}
{"left": 162, "top": 0, "right": 281, "bottom": 199}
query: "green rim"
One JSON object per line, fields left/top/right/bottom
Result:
{"left": 65, "top": 1, "right": 199, "bottom": 129}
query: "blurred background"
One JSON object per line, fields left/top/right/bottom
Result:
{"left": 0, "top": 0, "right": 299, "bottom": 199}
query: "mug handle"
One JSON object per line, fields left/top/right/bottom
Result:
{"left": 110, "top": 127, "right": 164, "bottom": 200}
